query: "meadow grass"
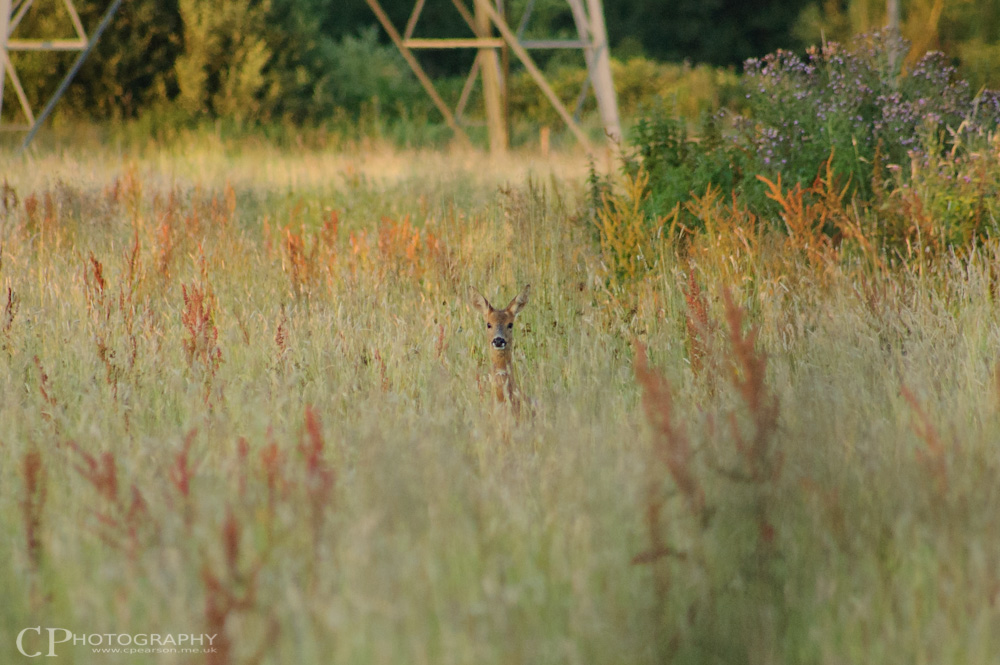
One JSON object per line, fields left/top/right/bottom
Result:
{"left": 1, "top": 138, "right": 999, "bottom": 664}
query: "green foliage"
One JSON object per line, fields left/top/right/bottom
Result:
{"left": 75, "top": 0, "right": 183, "bottom": 120}
{"left": 955, "top": 38, "right": 1000, "bottom": 89}
{"left": 3, "top": 0, "right": 421, "bottom": 127}
{"left": 10, "top": 0, "right": 1000, "bottom": 136}
{"left": 2, "top": 0, "right": 181, "bottom": 122}
{"left": 795, "top": 0, "right": 1000, "bottom": 89}
{"left": 174, "top": 0, "right": 271, "bottom": 121}
{"left": 613, "top": 58, "right": 740, "bottom": 119}
{"left": 630, "top": 32, "right": 1000, "bottom": 235}
{"left": 153, "top": 2, "right": 421, "bottom": 124}
{"left": 876, "top": 144, "right": 1000, "bottom": 253}
{"left": 627, "top": 103, "right": 747, "bottom": 227}
{"left": 256, "top": 0, "right": 340, "bottom": 123}
{"left": 501, "top": 56, "right": 737, "bottom": 143}
{"left": 171, "top": 5, "right": 419, "bottom": 124}
{"left": 602, "top": 0, "right": 805, "bottom": 66}
{"left": 325, "top": 27, "right": 422, "bottom": 118}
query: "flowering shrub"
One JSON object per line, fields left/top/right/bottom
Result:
{"left": 630, "top": 31, "right": 1000, "bottom": 237}
{"left": 741, "top": 32, "right": 998, "bottom": 195}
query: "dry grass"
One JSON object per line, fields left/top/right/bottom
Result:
{"left": 0, "top": 139, "right": 999, "bottom": 664}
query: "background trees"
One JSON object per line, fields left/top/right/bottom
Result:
{"left": 4, "top": 0, "right": 999, "bottom": 127}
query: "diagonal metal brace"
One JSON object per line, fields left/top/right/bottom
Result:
{"left": 19, "top": 0, "right": 122, "bottom": 151}
{"left": 365, "top": 0, "right": 471, "bottom": 145}
{"left": 476, "top": 0, "right": 591, "bottom": 149}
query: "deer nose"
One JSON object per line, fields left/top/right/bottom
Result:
{"left": 491, "top": 337, "right": 507, "bottom": 349}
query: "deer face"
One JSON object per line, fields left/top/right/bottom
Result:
{"left": 469, "top": 285, "right": 530, "bottom": 354}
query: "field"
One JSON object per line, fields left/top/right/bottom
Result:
{"left": 2, "top": 135, "right": 1000, "bottom": 665}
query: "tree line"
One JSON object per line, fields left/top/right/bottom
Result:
{"left": 5, "top": 0, "right": 998, "bottom": 126}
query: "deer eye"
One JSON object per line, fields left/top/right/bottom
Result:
{"left": 507, "top": 323, "right": 513, "bottom": 329}
{"left": 487, "top": 323, "right": 492, "bottom": 329}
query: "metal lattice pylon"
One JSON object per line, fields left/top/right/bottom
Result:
{"left": 1, "top": 0, "right": 121, "bottom": 148}
{"left": 365, "top": 0, "right": 621, "bottom": 152}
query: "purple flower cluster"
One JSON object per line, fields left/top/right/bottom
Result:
{"left": 627, "top": 31, "right": 1000, "bottom": 230}
{"left": 738, "top": 31, "right": 1000, "bottom": 192}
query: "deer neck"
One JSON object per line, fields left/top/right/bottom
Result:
{"left": 489, "top": 348, "right": 519, "bottom": 407}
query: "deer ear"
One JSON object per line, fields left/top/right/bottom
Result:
{"left": 469, "top": 286, "right": 492, "bottom": 315}
{"left": 505, "top": 284, "right": 530, "bottom": 316}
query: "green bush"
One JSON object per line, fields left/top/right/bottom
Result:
{"left": 627, "top": 104, "right": 746, "bottom": 228}
{"left": 324, "top": 27, "right": 422, "bottom": 119}
{"left": 630, "top": 32, "right": 1000, "bottom": 232}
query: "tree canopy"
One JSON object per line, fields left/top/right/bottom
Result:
{"left": 3, "top": 0, "right": 998, "bottom": 126}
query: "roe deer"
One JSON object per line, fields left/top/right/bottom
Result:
{"left": 469, "top": 284, "right": 530, "bottom": 416}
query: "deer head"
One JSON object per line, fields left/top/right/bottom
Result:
{"left": 469, "top": 284, "right": 530, "bottom": 357}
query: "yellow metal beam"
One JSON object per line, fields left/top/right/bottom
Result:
{"left": 403, "top": 37, "right": 503, "bottom": 48}
{"left": 365, "top": 0, "right": 471, "bottom": 145}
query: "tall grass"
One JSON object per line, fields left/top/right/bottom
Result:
{"left": 1, "top": 139, "right": 999, "bottom": 664}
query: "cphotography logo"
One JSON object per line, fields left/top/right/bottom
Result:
{"left": 16, "top": 627, "right": 218, "bottom": 658}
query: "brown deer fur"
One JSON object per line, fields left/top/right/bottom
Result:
{"left": 469, "top": 284, "right": 530, "bottom": 416}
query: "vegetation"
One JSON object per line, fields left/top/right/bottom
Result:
{"left": 629, "top": 32, "right": 1000, "bottom": 241}
{"left": 4, "top": 79, "right": 1000, "bottom": 661}
{"left": 7, "top": 0, "right": 1000, "bottom": 140}
{"left": 3, "top": 20, "right": 1000, "bottom": 665}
